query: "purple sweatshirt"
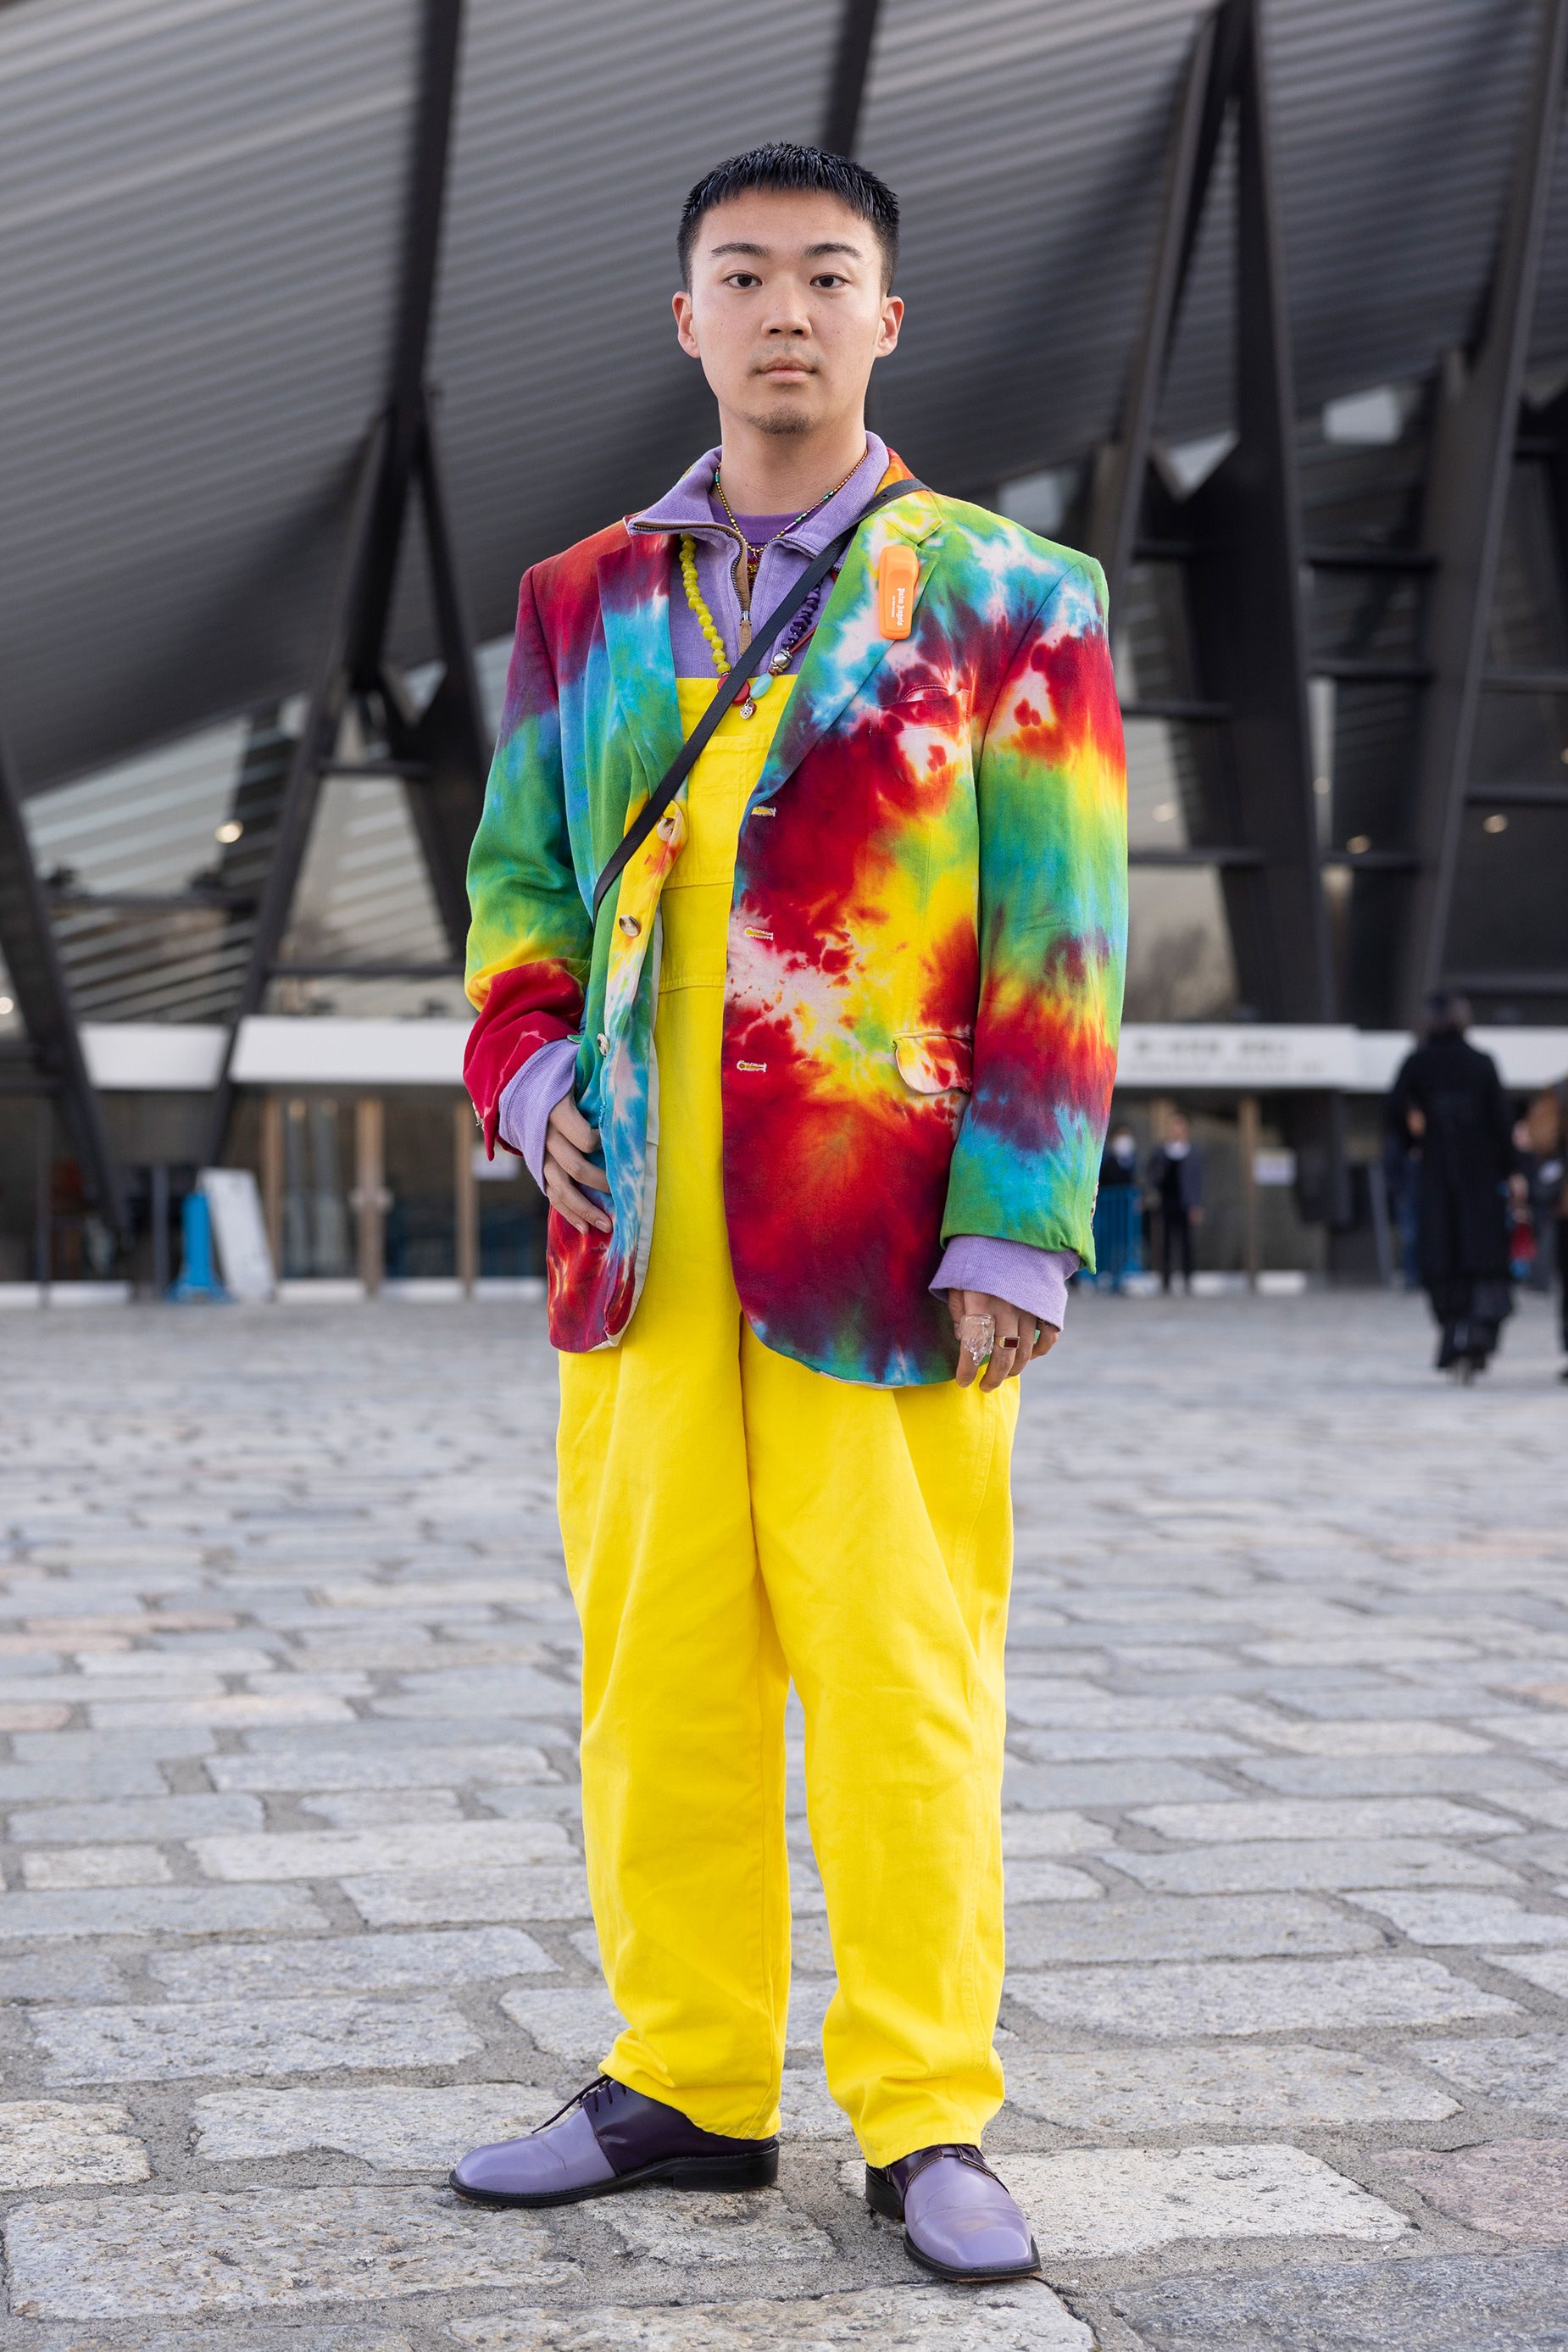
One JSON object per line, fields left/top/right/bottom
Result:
{"left": 498, "top": 437, "right": 1076, "bottom": 1332}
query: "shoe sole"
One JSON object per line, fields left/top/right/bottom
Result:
{"left": 865, "top": 2166, "right": 1042, "bottom": 2285}
{"left": 449, "top": 2143, "right": 779, "bottom": 2210}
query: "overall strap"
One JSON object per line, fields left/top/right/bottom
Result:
{"left": 591, "top": 475, "right": 920, "bottom": 922}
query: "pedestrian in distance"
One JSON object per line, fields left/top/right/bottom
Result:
{"left": 1094, "top": 1119, "right": 1142, "bottom": 1292}
{"left": 1521, "top": 1072, "right": 1568, "bottom": 1382}
{"left": 453, "top": 143, "right": 1127, "bottom": 2282}
{"left": 1390, "top": 993, "right": 1522, "bottom": 1381}
{"left": 1147, "top": 1112, "right": 1204, "bottom": 1294}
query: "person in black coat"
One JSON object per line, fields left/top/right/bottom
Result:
{"left": 1146, "top": 1114, "right": 1204, "bottom": 1295}
{"left": 1390, "top": 994, "right": 1521, "bottom": 1378}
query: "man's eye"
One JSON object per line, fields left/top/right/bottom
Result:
{"left": 812, "top": 274, "right": 847, "bottom": 288}
{"left": 726, "top": 273, "right": 759, "bottom": 288}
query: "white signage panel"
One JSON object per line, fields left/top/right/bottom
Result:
{"left": 199, "top": 1169, "right": 275, "bottom": 1301}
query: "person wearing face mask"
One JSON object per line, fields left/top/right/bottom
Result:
{"left": 1095, "top": 1120, "right": 1142, "bottom": 1292}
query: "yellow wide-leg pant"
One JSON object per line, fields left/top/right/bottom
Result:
{"left": 557, "top": 681, "right": 1018, "bottom": 2167}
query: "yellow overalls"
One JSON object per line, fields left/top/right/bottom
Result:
{"left": 557, "top": 678, "right": 1019, "bottom": 2166}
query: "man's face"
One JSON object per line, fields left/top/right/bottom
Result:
{"left": 673, "top": 191, "right": 902, "bottom": 438}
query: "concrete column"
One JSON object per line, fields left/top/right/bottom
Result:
{"left": 1238, "top": 1092, "right": 1261, "bottom": 1291}
{"left": 259, "top": 1096, "right": 285, "bottom": 1278}
{"left": 454, "top": 1101, "right": 478, "bottom": 1298}
{"left": 353, "top": 1097, "right": 386, "bottom": 1296}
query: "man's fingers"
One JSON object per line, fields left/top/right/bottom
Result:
{"left": 549, "top": 1137, "right": 611, "bottom": 1193}
{"left": 980, "top": 1304, "right": 1029, "bottom": 1391}
{"left": 544, "top": 1165, "right": 611, "bottom": 1233}
{"left": 548, "top": 1097, "right": 599, "bottom": 1154}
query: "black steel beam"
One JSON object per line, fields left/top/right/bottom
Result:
{"left": 1086, "top": 4, "right": 1240, "bottom": 617}
{"left": 1398, "top": 0, "right": 1568, "bottom": 1018}
{"left": 1482, "top": 664, "right": 1568, "bottom": 692}
{"left": 203, "top": 0, "right": 483, "bottom": 1159}
{"left": 1445, "top": 970, "right": 1568, "bottom": 998}
{"left": 381, "top": 408, "right": 491, "bottom": 961}
{"left": 269, "top": 960, "right": 462, "bottom": 981}
{"left": 0, "top": 719, "right": 124, "bottom": 1234}
{"left": 1129, "top": 845, "right": 1264, "bottom": 867}
{"left": 822, "top": 0, "right": 882, "bottom": 157}
{"left": 1465, "top": 780, "right": 1568, "bottom": 808}
{"left": 1179, "top": 0, "right": 1332, "bottom": 1030}
{"left": 352, "top": 0, "right": 470, "bottom": 678}
{"left": 202, "top": 421, "right": 390, "bottom": 1162}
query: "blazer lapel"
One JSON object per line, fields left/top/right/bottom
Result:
{"left": 751, "top": 487, "right": 945, "bottom": 803}
{"left": 596, "top": 531, "right": 682, "bottom": 795}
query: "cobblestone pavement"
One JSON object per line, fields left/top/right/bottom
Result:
{"left": 0, "top": 1288, "right": 1565, "bottom": 2349}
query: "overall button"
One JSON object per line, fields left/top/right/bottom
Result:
{"left": 617, "top": 914, "right": 641, "bottom": 937}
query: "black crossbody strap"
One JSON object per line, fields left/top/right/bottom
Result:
{"left": 591, "top": 475, "right": 920, "bottom": 921}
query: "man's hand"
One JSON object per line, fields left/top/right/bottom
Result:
{"left": 948, "top": 1288, "right": 1059, "bottom": 1391}
{"left": 541, "top": 1095, "right": 612, "bottom": 1234}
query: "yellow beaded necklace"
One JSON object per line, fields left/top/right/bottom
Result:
{"left": 678, "top": 536, "right": 730, "bottom": 677}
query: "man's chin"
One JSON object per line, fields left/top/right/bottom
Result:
{"left": 745, "top": 404, "right": 816, "bottom": 439}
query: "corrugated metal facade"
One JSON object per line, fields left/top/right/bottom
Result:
{"left": 2, "top": 0, "right": 1565, "bottom": 798}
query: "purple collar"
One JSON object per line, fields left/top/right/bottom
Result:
{"left": 629, "top": 434, "right": 891, "bottom": 554}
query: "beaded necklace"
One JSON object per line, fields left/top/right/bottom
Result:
{"left": 712, "top": 453, "right": 863, "bottom": 597}
{"left": 678, "top": 537, "right": 827, "bottom": 719}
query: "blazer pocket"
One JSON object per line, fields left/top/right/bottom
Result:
{"left": 894, "top": 1031, "right": 973, "bottom": 1095}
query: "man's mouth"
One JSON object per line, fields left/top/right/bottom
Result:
{"left": 757, "top": 361, "right": 814, "bottom": 378}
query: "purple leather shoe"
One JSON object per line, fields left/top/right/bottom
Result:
{"left": 449, "top": 2074, "right": 779, "bottom": 2209}
{"left": 866, "top": 2143, "right": 1040, "bottom": 2282}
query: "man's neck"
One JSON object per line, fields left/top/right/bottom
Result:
{"left": 711, "top": 413, "right": 871, "bottom": 517}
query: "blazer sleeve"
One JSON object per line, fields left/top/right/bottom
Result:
{"left": 463, "top": 566, "right": 593, "bottom": 1155}
{"left": 941, "top": 555, "right": 1127, "bottom": 1265}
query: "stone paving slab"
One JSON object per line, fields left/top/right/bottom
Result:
{"left": 1388, "top": 2138, "right": 1568, "bottom": 2240}
{"left": 1346, "top": 1890, "right": 1568, "bottom": 1946}
{"left": 34, "top": 1994, "right": 482, "bottom": 2084}
{"left": 1000, "top": 2042, "right": 1460, "bottom": 2129}
{"left": 1104, "top": 1837, "right": 1526, "bottom": 1893}
{"left": 1415, "top": 2033, "right": 1568, "bottom": 2114}
{"left": 342, "top": 1865, "right": 592, "bottom": 1927}
{"left": 1005, "top": 1955, "right": 1521, "bottom": 2038}
{"left": 448, "top": 2284, "right": 1093, "bottom": 2349}
{"left": 0, "top": 2101, "right": 148, "bottom": 2188}
{"left": 191, "top": 2083, "right": 554, "bottom": 2168}
{"left": 203, "top": 1743, "right": 559, "bottom": 1793}
{"left": 187, "top": 1821, "right": 574, "bottom": 1882}
{"left": 1115, "top": 2249, "right": 1568, "bottom": 2349}
{"left": 1003, "top": 1893, "right": 1382, "bottom": 1966}
{"left": 147, "top": 1927, "right": 558, "bottom": 2001}
{"left": 0, "top": 1885, "right": 330, "bottom": 1939}
{"left": 3, "top": 2187, "right": 575, "bottom": 2316}
{"left": 842, "top": 2143, "right": 1407, "bottom": 2257}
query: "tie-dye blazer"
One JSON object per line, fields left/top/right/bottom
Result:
{"left": 464, "top": 454, "right": 1127, "bottom": 1386}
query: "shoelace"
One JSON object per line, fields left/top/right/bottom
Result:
{"left": 895, "top": 2141, "right": 996, "bottom": 2188}
{"left": 533, "top": 2073, "right": 620, "bottom": 2133}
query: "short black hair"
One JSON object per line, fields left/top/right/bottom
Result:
{"left": 678, "top": 142, "right": 899, "bottom": 290}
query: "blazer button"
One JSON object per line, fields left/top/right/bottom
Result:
{"left": 617, "top": 914, "right": 641, "bottom": 937}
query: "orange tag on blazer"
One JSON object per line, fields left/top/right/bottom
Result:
{"left": 877, "top": 542, "right": 920, "bottom": 638}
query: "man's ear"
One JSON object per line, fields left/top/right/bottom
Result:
{"left": 672, "top": 290, "right": 699, "bottom": 359}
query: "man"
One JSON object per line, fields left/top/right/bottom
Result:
{"left": 1390, "top": 994, "right": 1519, "bottom": 1378}
{"left": 1521, "top": 1071, "right": 1568, "bottom": 1380}
{"left": 1146, "top": 1111, "right": 1204, "bottom": 1294}
{"left": 454, "top": 143, "right": 1126, "bottom": 2283}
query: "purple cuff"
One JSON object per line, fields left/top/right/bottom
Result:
{"left": 498, "top": 1037, "right": 578, "bottom": 1187}
{"left": 931, "top": 1237, "right": 1077, "bottom": 1331}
